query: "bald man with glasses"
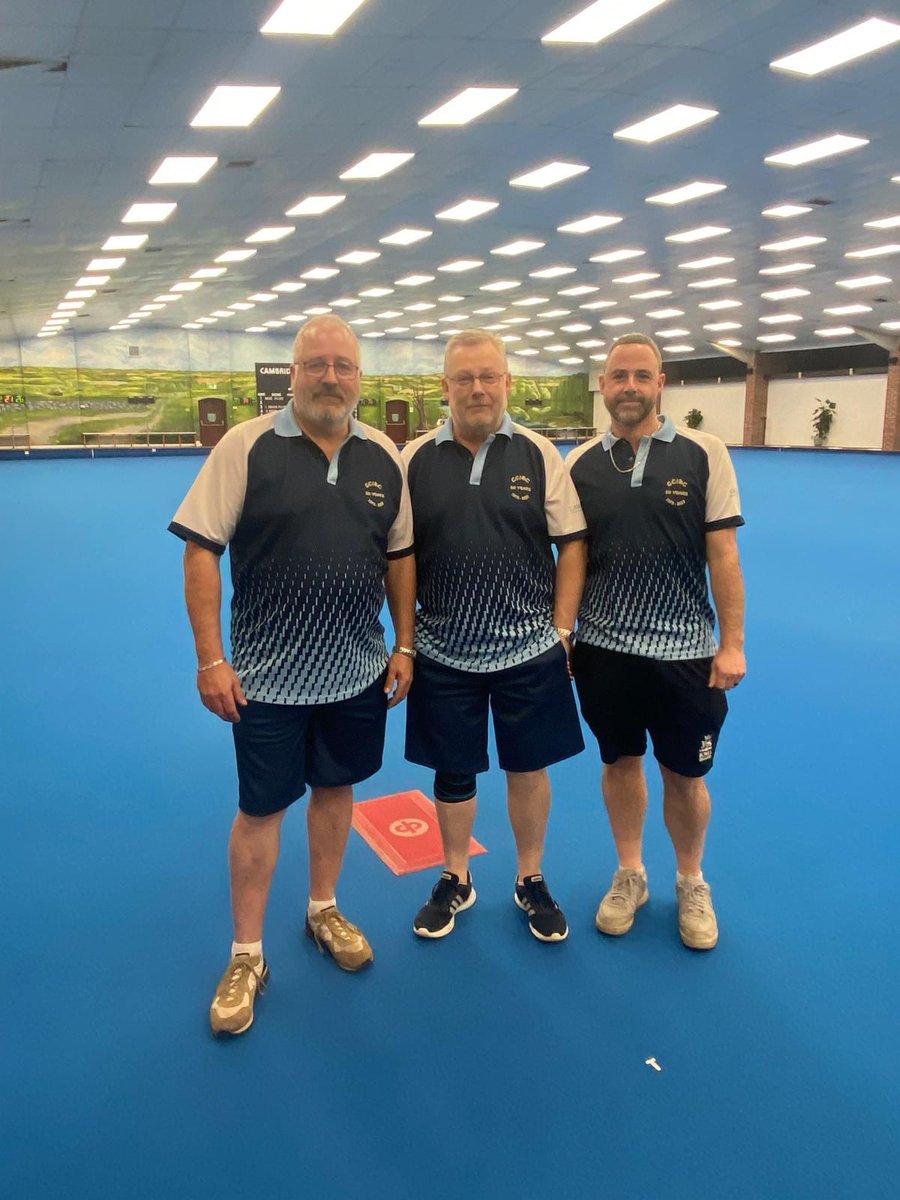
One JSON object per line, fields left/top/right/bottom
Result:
{"left": 170, "top": 315, "right": 415, "bottom": 1036}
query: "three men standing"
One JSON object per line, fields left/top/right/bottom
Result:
{"left": 567, "top": 333, "right": 746, "bottom": 949}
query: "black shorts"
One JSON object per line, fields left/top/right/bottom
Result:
{"left": 572, "top": 643, "right": 728, "bottom": 778}
{"left": 405, "top": 642, "right": 584, "bottom": 775}
{"left": 232, "top": 674, "right": 388, "bottom": 816}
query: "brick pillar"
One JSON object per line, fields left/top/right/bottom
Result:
{"left": 882, "top": 354, "right": 900, "bottom": 450}
{"left": 743, "top": 352, "right": 768, "bottom": 447}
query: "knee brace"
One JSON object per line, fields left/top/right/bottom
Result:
{"left": 434, "top": 771, "right": 477, "bottom": 803}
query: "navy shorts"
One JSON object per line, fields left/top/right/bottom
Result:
{"left": 405, "top": 642, "right": 584, "bottom": 775}
{"left": 572, "top": 643, "right": 728, "bottom": 778}
{"left": 232, "top": 674, "right": 388, "bottom": 816}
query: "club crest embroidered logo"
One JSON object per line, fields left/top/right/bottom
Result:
{"left": 698, "top": 733, "right": 713, "bottom": 763}
{"left": 665, "top": 477, "right": 689, "bottom": 507}
{"left": 510, "top": 473, "right": 532, "bottom": 501}
{"left": 364, "top": 479, "right": 385, "bottom": 508}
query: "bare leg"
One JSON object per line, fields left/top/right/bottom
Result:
{"left": 506, "top": 768, "right": 551, "bottom": 879}
{"left": 660, "top": 766, "right": 710, "bottom": 875}
{"left": 307, "top": 785, "right": 354, "bottom": 901}
{"left": 230, "top": 809, "right": 286, "bottom": 943}
{"left": 601, "top": 756, "right": 648, "bottom": 868}
{"left": 435, "top": 796, "right": 477, "bottom": 879}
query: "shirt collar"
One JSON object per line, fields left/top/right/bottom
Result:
{"left": 274, "top": 404, "right": 369, "bottom": 441}
{"left": 600, "top": 414, "right": 675, "bottom": 450}
{"left": 436, "top": 411, "right": 515, "bottom": 445}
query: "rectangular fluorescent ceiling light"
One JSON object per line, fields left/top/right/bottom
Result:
{"left": 601, "top": 316, "right": 635, "bottom": 326}
{"left": 510, "top": 161, "right": 589, "bottom": 188}
{"left": 836, "top": 274, "right": 891, "bottom": 288}
{"left": 615, "top": 104, "right": 717, "bottom": 143}
{"left": 679, "top": 256, "right": 733, "bottom": 270}
{"left": 580, "top": 299, "right": 618, "bottom": 310}
{"left": 261, "top": 0, "right": 369, "bottom": 35}
{"left": 765, "top": 135, "right": 868, "bottom": 167}
{"left": 770, "top": 18, "right": 900, "bottom": 76}
{"left": 591, "top": 248, "right": 644, "bottom": 263}
{"left": 58, "top": 301, "right": 84, "bottom": 309}
{"left": 439, "top": 295, "right": 465, "bottom": 302}
{"left": 65, "top": 289, "right": 95, "bottom": 299}
{"left": 647, "top": 307, "right": 684, "bottom": 318}
{"left": 866, "top": 214, "right": 900, "bottom": 229}
{"left": 359, "top": 287, "right": 393, "bottom": 297}
{"left": 191, "top": 267, "right": 227, "bottom": 279}
{"left": 286, "top": 194, "right": 345, "bottom": 217}
{"left": 761, "top": 236, "right": 826, "bottom": 251}
{"left": 436, "top": 198, "right": 499, "bottom": 221}
{"left": 560, "top": 323, "right": 592, "bottom": 332}
{"left": 512, "top": 297, "right": 549, "bottom": 306}
{"left": 880, "top": 320, "right": 900, "bottom": 330}
{"left": 631, "top": 289, "right": 671, "bottom": 299}
{"left": 558, "top": 214, "right": 622, "bottom": 234}
{"left": 301, "top": 266, "right": 339, "bottom": 279}
{"left": 88, "top": 257, "right": 125, "bottom": 270}
{"left": 703, "top": 322, "right": 741, "bottom": 331}
{"left": 559, "top": 285, "right": 598, "bottom": 296}
{"left": 846, "top": 244, "right": 900, "bottom": 258}
{"left": 759, "top": 313, "right": 803, "bottom": 324}
{"left": 762, "top": 204, "right": 813, "bottom": 218}
{"left": 480, "top": 280, "right": 521, "bottom": 291}
{"left": 543, "top": 0, "right": 669, "bottom": 43}
{"left": 139, "top": 304, "right": 165, "bottom": 312}
{"left": 156, "top": 294, "right": 182, "bottom": 301}
{"left": 438, "top": 259, "right": 483, "bottom": 272}
{"left": 530, "top": 266, "right": 577, "bottom": 278}
{"left": 646, "top": 181, "right": 726, "bottom": 205}
{"left": 211, "top": 310, "right": 235, "bottom": 317}
{"left": 688, "top": 276, "right": 736, "bottom": 288}
{"left": 216, "top": 249, "right": 257, "bottom": 262}
{"left": 395, "top": 274, "right": 435, "bottom": 286}
{"left": 699, "top": 299, "right": 742, "bottom": 310}
{"left": 191, "top": 85, "right": 280, "bottom": 128}
{"left": 250, "top": 292, "right": 279, "bottom": 302}
{"left": 665, "top": 225, "right": 730, "bottom": 243}
{"left": 824, "top": 304, "right": 871, "bottom": 315}
{"left": 758, "top": 333, "right": 795, "bottom": 343}
{"left": 102, "top": 234, "right": 147, "bottom": 250}
{"left": 539, "top": 309, "right": 571, "bottom": 318}
{"left": 380, "top": 227, "right": 431, "bottom": 246}
{"left": 761, "top": 288, "right": 810, "bottom": 300}
{"left": 815, "top": 326, "right": 855, "bottom": 337}
{"left": 335, "top": 250, "right": 380, "bottom": 264}
{"left": 149, "top": 157, "right": 216, "bottom": 186}
{"left": 340, "top": 152, "right": 414, "bottom": 180}
{"left": 172, "top": 281, "right": 202, "bottom": 291}
{"left": 122, "top": 202, "right": 176, "bottom": 223}
{"left": 759, "top": 262, "right": 816, "bottom": 275}
{"left": 375, "top": 310, "right": 403, "bottom": 318}
{"left": 419, "top": 87, "right": 517, "bottom": 126}
{"left": 246, "top": 226, "right": 294, "bottom": 243}
{"left": 613, "top": 272, "right": 659, "bottom": 283}
{"left": 493, "top": 239, "right": 545, "bottom": 256}
{"left": 77, "top": 275, "right": 109, "bottom": 287}
{"left": 273, "top": 281, "right": 306, "bottom": 292}
{"left": 655, "top": 328, "right": 691, "bottom": 337}
{"left": 473, "top": 306, "right": 506, "bottom": 314}
{"left": 229, "top": 302, "right": 255, "bottom": 310}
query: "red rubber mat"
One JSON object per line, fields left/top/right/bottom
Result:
{"left": 352, "top": 790, "right": 487, "bottom": 875}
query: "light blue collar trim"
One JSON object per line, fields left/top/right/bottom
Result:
{"left": 435, "top": 412, "right": 514, "bottom": 445}
{"left": 274, "top": 405, "right": 369, "bottom": 441}
{"left": 601, "top": 416, "right": 675, "bottom": 488}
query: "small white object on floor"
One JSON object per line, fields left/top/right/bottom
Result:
{"left": 645, "top": 1057, "right": 662, "bottom": 1072}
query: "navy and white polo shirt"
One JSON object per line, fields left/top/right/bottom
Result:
{"left": 169, "top": 406, "right": 413, "bottom": 705}
{"left": 402, "top": 414, "right": 586, "bottom": 672}
{"left": 566, "top": 417, "right": 744, "bottom": 661}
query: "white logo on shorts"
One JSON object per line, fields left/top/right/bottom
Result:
{"left": 698, "top": 734, "right": 713, "bottom": 763}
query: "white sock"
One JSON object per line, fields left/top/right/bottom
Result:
{"left": 308, "top": 896, "right": 336, "bottom": 917}
{"left": 231, "top": 940, "right": 264, "bottom": 974}
{"left": 677, "top": 871, "right": 704, "bottom": 884}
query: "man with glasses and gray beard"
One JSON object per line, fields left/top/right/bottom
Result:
{"left": 402, "top": 330, "right": 587, "bottom": 944}
{"left": 169, "top": 315, "right": 415, "bottom": 1036}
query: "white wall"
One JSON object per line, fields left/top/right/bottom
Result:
{"left": 660, "top": 381, "right": 746, "bottom": 445}
{"left": 765, "top": 375, "right": 886, "bottom": 449}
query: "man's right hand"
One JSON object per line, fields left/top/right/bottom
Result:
{"left": 197, "top": 662, "right": 248, "bottom": 722}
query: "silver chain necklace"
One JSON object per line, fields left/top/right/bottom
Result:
{"left": 609, "top": 442, "right": 636, "bottom": 474}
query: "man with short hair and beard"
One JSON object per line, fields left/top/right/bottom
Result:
{"left": 169, "top": 315, "right": 415, "bottom": 1035}
{"left": 403, "top": 330, "right": 587, "bottom": 943}
{"left": 566, "top": 333, "right": 746, "bottom": 951}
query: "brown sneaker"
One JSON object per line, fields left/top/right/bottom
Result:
{"left": 676, "top": 877, "right": 719, "bottom": 950}
{"left": 595, "top": 867, "right": 649, "bottom": 935}
{"left": 305, "top": 906, "right": 374, "bottom": 972}
{"left": 209, "top": 953, "right": 269, "bottom": 1037}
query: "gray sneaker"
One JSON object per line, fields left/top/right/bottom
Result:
{"left": 305, "top": 906, "right": 374, "bottom": 972}
{"left": 209, "top": 953, "right": 269, "bottom": 1037}
{"left": 676, "top": 877, "right": 719, "bottom": 950}
{"left": 595, "top": 867, "right": 649, "bottom": 935}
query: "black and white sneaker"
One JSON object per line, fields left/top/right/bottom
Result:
{"left": 514, "top": 874, "right": 568, "bottom": 942}
{"left": 413, "top": 871, "right": 476, "bottom": 939}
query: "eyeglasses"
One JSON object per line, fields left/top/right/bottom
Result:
{"left": 298, "top": 358, "right": 360, "bottom": 380}
{"left": 447, "top": 371, "right": 506, "bottom": 388}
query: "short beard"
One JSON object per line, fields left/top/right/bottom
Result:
{"left": 611, "top": 395, "right": 656, "bottom": 427}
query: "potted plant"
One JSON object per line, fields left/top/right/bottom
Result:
{"left": 812, "top": 398, "right": 836, "bottom": 446}
{"left": 684, "top": 408, "right": 703, "bottom": 429}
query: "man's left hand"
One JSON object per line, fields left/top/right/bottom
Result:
{"left": 385, "top": 651, "right": 414, "bottom": 708}
{"left": 709, "top": 646, "right": 746, "bottom": 690}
